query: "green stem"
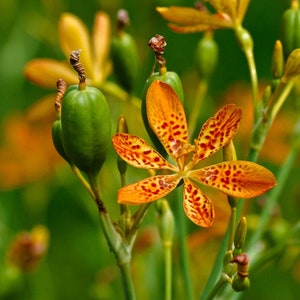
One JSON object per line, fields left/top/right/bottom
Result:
{"left": 244, "top": 47, "right": 259, "bottom": 121}
{"left": 227, "top": 200, "right": 237, "bottom": 251}
{"left": 128, "top": 203, "right": 152, "bottom": 244}
{"left": 163, "top": 243, "right": 173, "bottom": 300}
{"left": 200, "top": 228, "right": 229, "bottom": 300}
{"left": 247, "top": 147, "right": 299, "bottom": 251}
{"left": 71, "top": 165, "right": 95, "bottom": 200}
{"left": 118, "top": 260, "right": 136, "bottom": 300}
{"left": 87, "top": 173, "right": 136, "bottom": 300}
{"left": 174, "top": 187, "right": 194, "bottom": 300}
{"left": 235, "top": 26, "right": 259, "bottom": 121}
{"left": 188, "top": 79, "right": 208, "bottom": 138}
{"left": 204, "top": 273, "right": 231, "bottom": 300}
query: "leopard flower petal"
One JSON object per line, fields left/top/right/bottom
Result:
{"left": 112, "top": 80, "right": 277, "bottom": 228}
{"left": 183, "top": 178, "right": 215, "bottom": 227}
{"left": 146, "top": 79, "right": 189, "bottom": 162}
{"left": 112, "top": 133, "right": 177, "bottom": 171}
{"left": 189, "top": 161, "right": 277, "bottom": 198}
{"left": 118, "top": 175, "right": 181, "bottom": 205}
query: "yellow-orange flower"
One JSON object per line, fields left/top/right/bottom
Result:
{"left": 24, "top": 11, "right": 111, "bottom": 89}
{"left": 157, "top": 0, "right": 250, "bottom": 33}
{"left": 112, "top": 80, "right": 276, "bottom": 227}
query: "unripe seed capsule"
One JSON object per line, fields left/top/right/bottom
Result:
{"left": 61, "top": 50, "right": 111, "bottom": 176}
{"left": 142, "top": 35, "right": 184, "bottom": 157}
{"left": 280, "top": 0, "right": 300, "bottom": 59}
{"left": 195, "top": 31, "right": 219, "bottom": 79}
{"left": 111, "top": 9, "right": 139, "bottom": 94}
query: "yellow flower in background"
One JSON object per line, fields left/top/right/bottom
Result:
{"left": 157, "top": 0, "right": 250, "bottom": 33}
{"left": 24, "top": 11, "right": 111, "bottom": 88}
{"left": 112, "top": 80, "right": 276, "bottom": 228}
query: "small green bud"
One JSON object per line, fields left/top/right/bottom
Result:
{"left": 234, "top": 217, "right": 247, "bottom": 252}
{"left": 282, "top": 48, "right": 300, "bottom": 83}
{"left": 271, "top": 40, "right": 284, "bottom": 80}
{"left": 232, "top": 274, "right": 250, "bottom": 292}
{"left": 195, "top": 31, "right": 219, "bottom": 79}
{"left": 156, "top": 199, "right": 175, "bottom": 247}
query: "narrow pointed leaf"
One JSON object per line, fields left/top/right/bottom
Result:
{"left": 112, "top": 133, "right": 177, "bottom": 170}
{"left": 118, "top": 174, "right": 181, "bottom": 204}
{"left": 189, "top": 161, "right": 277, "bottom": 198}
{"left": 183, "top": 178, "right": 215, "bottom": 227}
{"left": 146, "top": 80, "right": 189, "bottom": 160}
{"left": 192, "top": 104, "right": 242, "bottom": 164}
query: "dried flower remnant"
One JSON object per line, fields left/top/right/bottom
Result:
{"left": 112, "top": 80, "right": 276, "bottom": 227}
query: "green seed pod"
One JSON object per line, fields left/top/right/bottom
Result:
{"left": 111, "top": 9, "right": 139, "bottom": 94}
{"left": 52, "top": 119, "right": 72, "bottom": 164}
{"left": 141, "top": 71, "right": 184, "bottom": 157}
{"left": 195, "top": 32, "right": 219, "bottom": 79}
{"left": 280, "top": 0, "right": 300, "bottom": 59}
{"left": 61, "top": 85, "right": 111, "bottom": 176}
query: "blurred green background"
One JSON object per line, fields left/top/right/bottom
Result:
{"left": 1, "top": 0, "right": 300, "bottom": 299}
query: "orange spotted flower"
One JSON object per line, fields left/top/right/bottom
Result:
{"left": 156, "top": 0, "right": 250, "bottom": 33}
{"left": 112, "top": 80, "right": 276, "bottom": 227}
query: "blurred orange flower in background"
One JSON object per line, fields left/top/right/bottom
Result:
{"left": 0, "top": 11, "right": 112, "bottom": 190}
{"left": 157, "top": 0, "right": 250, "bottom": 33}
{"left": 0, "top": 96, "right": 60, "bottom": 190}
{"left": 24, "top": 11, "right": 111, "bottom": 89}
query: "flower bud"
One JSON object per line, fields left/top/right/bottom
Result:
{"left": 234, "top": 217, "right": 247, "bottom": 252}
{"left": 281, "top": 48, "right": 300, "bottom": 83}
{"left": 195, "top": 31, "right": 219, "bottom": 79}
{"left": 232, "top": 274, "right": 251, "bottom": 292}
{"left": 156, "top": 199, "right": 175, "bottom": 247}
{"left": 271, "top": 40, "right": 284, "bottom": 80}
